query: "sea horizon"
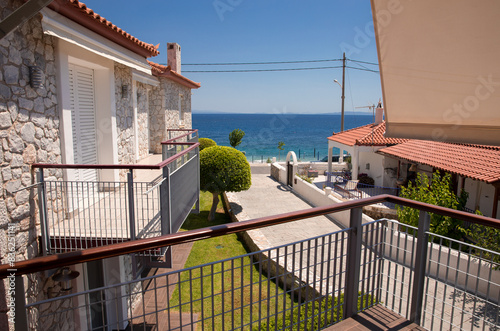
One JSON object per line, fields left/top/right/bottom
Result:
{"left": 193, "top": 113, "right": 374, "bottom": 162}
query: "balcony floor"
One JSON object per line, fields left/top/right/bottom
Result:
{"left": 330, "top": 305, "right": 426, "bottom": 331}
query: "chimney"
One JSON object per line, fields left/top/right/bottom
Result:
{"left": 375, "top": 101, "right": 384, "bottom": 124}
{"left": 167, "top": 43, "right": 181, "bottom": 74}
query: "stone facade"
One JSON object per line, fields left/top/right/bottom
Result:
{"left": 0, "top": 1, "right": 62, "bottom": 329}
{"left": 0, "top": 1, "right": 195, "bottom": 328}
{"left": 136, "top": 82, "right": 149, "bottom": 160}
{"left": 149, "top": 78, "right": 192, "bottom": 154}
{"left": 114, "top": 63, "right": 134, "bottom": 181}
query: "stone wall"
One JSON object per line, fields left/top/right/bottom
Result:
{"left": 114, "top": 63, "right": 134, "bottom": 180}
{"left": 149, "top": 78, "right": 192, "bottom": 153}
{"left": 148, "top": 85, "right": 165, "bottom": 154}
{"left": 0, "top": 0, "right": 62, "bottom": 329}
{"left": 136, "top": 82, "right": 149, "bottom": 159}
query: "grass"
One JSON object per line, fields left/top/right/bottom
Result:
{"left": 169, "top": 191, "right": 294, "bottom": 330}
{"left": 169, "top": 192, "right": 378, "bottom": 330}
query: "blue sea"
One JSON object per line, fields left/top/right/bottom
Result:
{"left": 193, "top": 113, "right": 373, "bottom": 162}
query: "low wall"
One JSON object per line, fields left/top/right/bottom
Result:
{"left": 383, "top": 222, "right": 499, "bottom": 302}
{"left": 273, "top": 161, "right": 346, "bottom": 175}
{"left": 271, "top": 162, "right": 374, "bottom": 227}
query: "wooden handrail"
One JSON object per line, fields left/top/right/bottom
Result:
{"left": 1, "top": 194, "right": 498, "bottom": 279}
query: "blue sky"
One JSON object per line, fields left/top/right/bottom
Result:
{"left": 82, "top": 0, "right": 382, "bottom": 114}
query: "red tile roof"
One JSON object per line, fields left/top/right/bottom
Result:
{"left": 378, "top": 140, "right": 500, "bottom": 184}
{"left": 328, "top": 121, "right": 408, "bottom": 146}
{"left": 47, "top": 0, "right": 160, "bottom": 58}
{"left": 148, "top": 61, "right": 201, "bottom": 89}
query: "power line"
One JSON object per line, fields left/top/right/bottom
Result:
{"left": 349, "top": 61, "right": 371, "bottom": 71}
{"left": 348, "top": 59, "right": 379, "bottom": 66}
{"left": 346, "top": 66, "right": 379, "bottom": 73}
{"left": 183, "top": 59, "right": 342, "bottom": 66}
{"left": 183, "top": 66, "right": 343, "bottom": 73}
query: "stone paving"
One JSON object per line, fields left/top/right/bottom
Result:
{"left": 233, "top": 172, "right": 343, "bottom": 248}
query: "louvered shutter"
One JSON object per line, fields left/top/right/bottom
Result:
{"left": 69, "top": 65, "right": 98, "bottom": 182}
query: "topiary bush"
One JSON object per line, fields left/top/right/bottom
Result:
{"left": 200, "top": 146, "right": 251, "bottom": 220}
{"left": 198, "top": 138, "right": 217, "bottom": 151}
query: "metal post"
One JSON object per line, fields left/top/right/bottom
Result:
{"left": 341, "top": 52, "right": 346, "bottom": 132}
{"left": 410, "top": 211, "right": 431, "bottom": 324}
{"left": 344, "top": 207, "right": 363, "bottom": 319}
{"left": 160, "top": 166, "right": 172, "bottom": 267}
{"left": 14, "top": 275, "right": 28, "bottom": 331}
{"left": 127, "top": 170, "right": 136, "bottom": 241}
{"left": 194, "top": 147, "right": 200, "bottom": 214}
{"left": 37, "top": 170, "right": 49, "bottom": 255}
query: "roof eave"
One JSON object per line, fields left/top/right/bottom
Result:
{"left": 156, "top": 70, "right": 201, "bottom": 89}
{"left": 47, "top": 0, "right": 159, "bottom": 58}
{"left": 377, "top": 150, "right": 499, "bottom": 185}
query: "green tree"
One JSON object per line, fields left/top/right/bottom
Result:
{"left": 200, "top": 146, "right": 251, "bottom": 221}
{"left": 397, "top": 170, "right": 465, "bottom": 240}
{"left": 229, "top": 129, "right": 245, "bottom": 148}
{"left": 277, "top": 141, "right": 285, "bottom": 161}
{"left": 466, "top": 210, "right": 500, "bottom": 265}
{"left": 198, "top": 138, "right": 217, "bottom": 151}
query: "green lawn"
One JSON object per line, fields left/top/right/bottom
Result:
{"left": 169, "top": 191, "right": 374, "bottom": 330}
{"left": 169, "top": 191, "right": 294, "bottom": 330}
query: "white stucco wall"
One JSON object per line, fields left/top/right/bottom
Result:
{"left": 382, "top": 156, "right": 399, "bottom": 188}
{"left": 464, "top": 178, "right": 497, "bottom": 218}
{"left": 358, "top": 150, "right": 385, "bottom": 186}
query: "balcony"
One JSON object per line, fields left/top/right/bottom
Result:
{"left": 2, "top": 195, "right": 499, "bottom": 330}
{"left": 33, "top": 129, "right": 199, "bottom": 260}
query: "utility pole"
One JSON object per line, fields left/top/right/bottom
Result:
{"left": 341, "top": 52, "right": 346, "bottom": 132}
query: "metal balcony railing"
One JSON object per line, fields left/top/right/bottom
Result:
{"left": 1, "top": 195, "right": 499, "bottom": 330}
{"left": 32, "top": 130, "right": 199, "bottom": 256}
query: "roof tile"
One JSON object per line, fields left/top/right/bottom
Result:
{"left": 378, "top": 140, "right": 500, "bottom": 184}
{"left": 48, "top": 0, "right": 160, "bottom": 57}
{"left": 328, "top": 121, "right": 408, "bottom": 146}
{"left": 148, "top": 61, "right": 201, "bottom": 89}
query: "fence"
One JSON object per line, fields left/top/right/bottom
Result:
{"left": 33, "top": 130, "right": 200, "bottom": 257}
{"left": 3, "top": 195, "right": 499, "bottom": 330}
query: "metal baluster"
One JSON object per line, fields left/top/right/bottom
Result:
{"left": 127, "top": 170, "right": 136, "bottom": 241}
{"left": 37, "top": 170, "right": 49, "bottom": 255}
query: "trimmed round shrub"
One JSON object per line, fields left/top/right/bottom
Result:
{"left": 200, "top": 146, "right": 251, "bottom": 194}
{"left": 200, "top": 146, "right": 251, "bottom": 220}
{"left": 198, "top": 138, "right": 217, "bottom": 151}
